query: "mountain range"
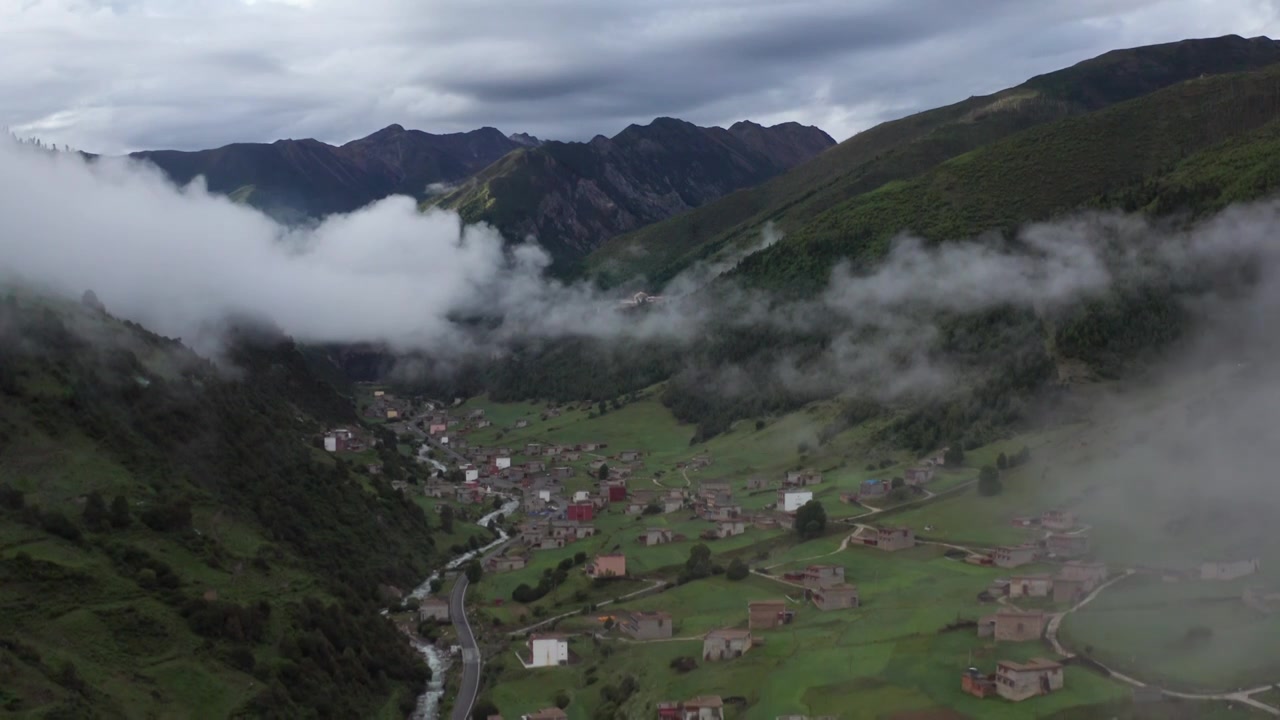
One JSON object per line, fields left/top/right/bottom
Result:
{"left": 130, "top": 125, "right": 532, "bottom": 222}
{"left": 128, "top": 118, "right": 835, "bottom": 266}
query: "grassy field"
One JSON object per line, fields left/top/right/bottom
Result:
{"left": 484, "top": 545, "right": 1129, "bottom": 719}
{"left": 1060, "top": 574, "right": 1280, "bottom": 692}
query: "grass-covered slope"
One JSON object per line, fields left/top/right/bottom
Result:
{"left": 734, "top": 63, "right": 1280, "bottom": 292}
{"left": 0, "top": 293, "right": 440, "bottom": 719}
{"left": 585, "top": 34, "right": 1280, "bottom": 287}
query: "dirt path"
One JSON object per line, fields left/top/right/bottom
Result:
{"left": 506, "top": 578, "right": 669, "bottom": 637}
{"left": 1045, "top": 569, "right": 1280, "bottom": 715}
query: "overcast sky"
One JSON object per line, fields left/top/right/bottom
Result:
{"left": 4, "top": 0, "right": 1279, "bottom": 154}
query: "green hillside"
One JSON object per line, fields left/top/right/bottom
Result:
{"left": 0, "top": 293, "right": 443, "bottom": 718}
{"left": 733, "top": 64, "right": 1280, "bottom": 292}
{"left": 585, "top": 34, "right": 1280, "bottom": 287}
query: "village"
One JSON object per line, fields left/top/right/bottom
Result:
{"left": 322, "top": 388, "right": 1274, "bottom": 720}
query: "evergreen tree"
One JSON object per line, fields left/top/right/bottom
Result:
{"left": 109, "top": 494, "right": 131, "bottom": 528}
{"left": 978, "top": 465, "right": 1003, "bottom": 496}
{"left": 82, "top": 490, "right": 108, "bottom": 530}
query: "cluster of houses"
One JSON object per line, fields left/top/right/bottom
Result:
{"left": 322, "top": 427, "right": 368, "bottom": 453}
{"left": 977, "top": 558, "right": 1111, "bottom": 602}
{"left": 364, "top": 389, "right": 408, "bottom": 420}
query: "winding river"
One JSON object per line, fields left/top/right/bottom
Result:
{"left": 407, "top": 495, "right": 519, "bottom": 720}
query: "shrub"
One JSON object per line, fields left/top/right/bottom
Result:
{"left": 726, "top": 559, "right": 749, "bottom": 581}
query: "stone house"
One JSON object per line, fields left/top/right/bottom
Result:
{"left": 621, "top": 611, "right": 673, "bottom": 640}
{"left": 703, "top": 504, "right": 742, "bottom": 522}
{"left": 1200, "top": 559, "right": 1260, "bottom": 581}
{"left": 978, "top": 608, "right": 1047, "bottom": 642}
{"left": 802, "top": 565, "right": 845, "bottom": 589}
{"left": 679, "top": 696, "right": 724, "bottom": 720}
{"left": 618, "top": 450, "right": 642, "bottom": 462}
{"left": 784, "top": 469, "right": 823, "bottom": 487}
{"left": 586, "top": 554, "right": 626, "bottom": 578}
{"left": 713, "top": 520, "right": 746, "bottom": 539}
{"left": 867, "top": 527, "right": 915, "bottom": 551}
{"left": 1046, "top": 532, "right": 1090, "bottom": 558}
{"left": 1040, "top": 510, "right": 1077, "bottom": 531}
{"left": 640, "top": 528, "right": 676, "bottom": 546}
{"left": 995, "top": 658, "right": 1064, "bottom": 701}
{"left": 1053, "top": 577, "right": 1087, "bottom": 604}
{"left": 748, "top": 600, "right": 794, "bottom": 630}
{"left": 550, "top": 520, "right": 596, "bottom": 541}
{"left": 904, "top": 466, "right": 935, "bottom": 486}
{"left": 1008, "top": 575, "right": 1053, "bottom": 598}
{"left": 485, "top": 555, "right": 528, "bottom": 573}
{"left": 745, "top": 476, "right": 770, "bottom": 490}
{"left": 702, "top": 629, "right": 752, "bottom": 661}
{"left": 992, "top": 545, "right": 1037, "bottom": 569}
{"left": 1058, "top": 561, "right": 1108, "bottom": 589}
{"left": 417, "top": 596, "right": 450, "bottom": 622}
{"left": 811, "top": 583, "right": 860, "bottom": 610}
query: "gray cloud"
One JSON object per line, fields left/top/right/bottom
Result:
{"left": 3, "top": 136, "right": 1280, "bottom": 413}
{"left": 3, "top": 0, "right": 1278, "bottom": 153}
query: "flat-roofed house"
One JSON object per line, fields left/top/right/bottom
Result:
{"left": 702, "top": 629, "right": 752, "bottom": 661}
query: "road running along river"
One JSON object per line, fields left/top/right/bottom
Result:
{"left": 403, "top": 493, "right": 518, "bottom": 720}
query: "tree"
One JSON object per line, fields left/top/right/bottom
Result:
{"left": 109, "top": 494, "right": 131, "bottom": 529}
{"left": 944, "top": 443, "right": 965, "bottom": 467}
{"left": 795, "top": 500, "right": 827, "bottom": 540}
{"left": 554, "top": 691, "right": 571, "bottom": 709}
{"left": 465, "top": 559, "right": 483, "bottom": 584}
{"left": 755, "top": 419, "right": 765, "bottom": 431}
{"left": 597, "top": 463, "right": 610, "bottom": 481}
{"left": 682, "top": 543, "right": 714, "bottom": 582}
{"left": 573, "top": 551, "right": 587, "bottom": 565}
{"left": 81, "top": 491, "right": 108, "bottom": 530}
{"left": 996, "top": 452, "right": 1008, "bottom": 470}
{"left": 978, "top": 465, "right": 1003, "bottom": 496}
{"left": 1014, "top": 445, "right": 1032, "bottom": 466}
{"left": 726, "top": 558, "right": 749, "bottom": 581}
{"left": 439, "top": 504, "right": 454, "bottom": 534}
{"left": 890, "top": 477, "right": 904, "bottom": 490}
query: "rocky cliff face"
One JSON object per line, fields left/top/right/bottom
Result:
{"left": 131, "top": 124, "right": 525, "bottom": 220}
{"left": 432, "top": 117, "right": 835, "bottom": 269}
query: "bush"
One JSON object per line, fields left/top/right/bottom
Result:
{"left": 725, "top": 559, "right": 749, "bottom": 581}
{"left": 554, "top": 691, "right": 571, "bottom": 709}
{"left": 978, "top": 465, "right": 1003, "bottom": 496}
{"left": 795, "top": 500, "right": 827, "bottom": 540}
{"left": 669, "top": 656, "right": 698, "bottom": 673}
{"left": 40, "top": 510, "right": 82, "bottom": 542}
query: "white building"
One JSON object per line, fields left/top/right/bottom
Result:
{"left": 573, "top": 490, "right": 591, "bottom": 503}
{"left": 538, "top": 490, "right": 552, "bottom": 502}
{"left": 464, "top": 466, "right": 480, "bottom": 482}
{"left": 496, "top": 457, "right": 512, "bottom": 470}
{"left": 527, "top": 634, "right": 569, "bottom": 667}
{"left": 323, "top": 436, "right": 338, "bottom": 452}
{"left": 781, "top": 490, "right": 814, "bottom": 513}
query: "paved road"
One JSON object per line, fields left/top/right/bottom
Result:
{"left": 449, "top": 576, "right": 481, "bottom": 720}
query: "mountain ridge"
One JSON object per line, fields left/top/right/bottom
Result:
{"left": 585, "top": 34, "right": 1280, "bottom": 287}
{"left": 428, "top": 116, "right": 836, "bottom": 268}
{"left": 129, "top": 124, "right": 526, "bottom": 221}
